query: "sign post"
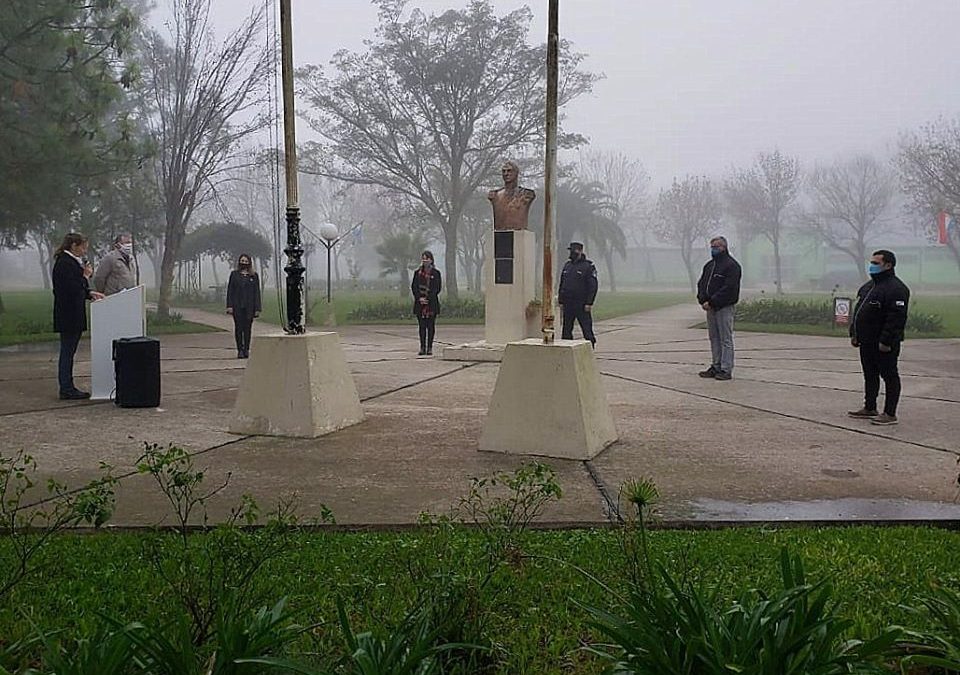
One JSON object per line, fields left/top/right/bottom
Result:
{"left": 833, "top": 296, "right": 851, "bottom": 327}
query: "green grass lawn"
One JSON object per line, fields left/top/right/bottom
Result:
{"left": 0, "top": 290, "right": 218, "bottom": 347}
{"left": 175, "top": 289, "right": 692, "bottom": 326}
{"left": 703, "top": 292, "right": 960, "bottom": 339}
{"left": 2, "top": 526, "right": 959, "bottom": 673}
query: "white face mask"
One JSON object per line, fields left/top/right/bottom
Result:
{"left": 119, "top": 243, "right": 133, "bottom": 255}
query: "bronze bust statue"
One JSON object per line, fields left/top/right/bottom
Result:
{"left": 488, "top": 161, "right": 536, "bottom": 231}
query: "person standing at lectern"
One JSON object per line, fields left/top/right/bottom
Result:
{"left": 558, "top": 241, "right": 598, "bottom": 347}
{"left": 52, "top": 232, "right": 105, "bottom": 400}
{"left": 411, "top": 250, "right": 442, "bottom": 356}
{"left": 93, "top": 232, "right": 137, "bottom": 295}
{"left": 226, "top": 253, "right": 261, "bottom": 359}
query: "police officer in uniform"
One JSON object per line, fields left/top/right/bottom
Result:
{"left": 558, "top": 241, "right": 598, "bottom": 346}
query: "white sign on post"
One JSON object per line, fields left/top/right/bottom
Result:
{"left": 90, "top": 285, "right": 146, "bottom": 400}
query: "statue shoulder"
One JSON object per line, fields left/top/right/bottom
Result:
{"left": 520, "top": 187, "right": 535, "bottom": 200}
{"left": 487, "top": 188, "right": 499, "bottom": 200}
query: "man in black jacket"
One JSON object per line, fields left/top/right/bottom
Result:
{"left": 848, "top": 249, "right": 910, "bottom": 426}
{"left": 696, "top": 236, "right": 742, "bottom": 380}
{"left": 558, "top": 241, "right": 598, "bottom": 346}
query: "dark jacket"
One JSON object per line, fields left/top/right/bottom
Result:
{"left": 52, "top": 253, "right": 92, "bottom": 334}
{"left": 558, "top": 257, "right": 598, "bottom": 306}
{"left": 411, "top": 266, "right": 442, "bottom": 316}
{"left": 226, "top": 270, "right": 261, "bottom": 314}
{"left": 696, "top": 252, "right": 742, "bottom": 309}
{"left": 850, "top": 270, "right": 910, "bottom": 345}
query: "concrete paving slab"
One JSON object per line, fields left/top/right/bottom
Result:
{"left": 1, "top": 303, "right": 957, "bottom": 526}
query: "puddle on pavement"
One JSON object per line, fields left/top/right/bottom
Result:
{"left": 679, "top": 497, "right": 960, "bottom": 521}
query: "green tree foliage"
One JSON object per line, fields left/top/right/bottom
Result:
{"left": 177, "top": 222, "right": 272, "bottom": 266}
{"left": 0, "top": 0, "right": 141, "bottom": 240}
{"left": 376, "top": 230, "right": 430, "bottom": 294}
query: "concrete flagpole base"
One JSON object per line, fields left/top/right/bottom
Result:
{"left": 479, "top": 339, "right": 618, "bottom": 459}
{"left": 229, "top": 332, "right": 363, "bottom": 437}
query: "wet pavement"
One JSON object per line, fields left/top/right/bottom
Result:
{"left": 1, "top": 302, "right": 958, "bottom": 526}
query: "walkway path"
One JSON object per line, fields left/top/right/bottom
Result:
{"left": 1, "top": 302, "right": 958, "bottom": 525}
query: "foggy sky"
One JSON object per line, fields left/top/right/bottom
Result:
{"left": 152, "top": 0, "right": 960, "bottom": 186}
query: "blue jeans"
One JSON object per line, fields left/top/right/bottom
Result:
{"left": 706, "top": 305, "right": 735, "bottom": 374}
{"left": 58, "top": 331, "right": 82, "bottom": 393}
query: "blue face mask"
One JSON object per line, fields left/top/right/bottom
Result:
{"left": 867, "top": 262, "right": 884, "bottom": 276}
{"left": 710, "top": 247, "right": 722, "bottom": 258}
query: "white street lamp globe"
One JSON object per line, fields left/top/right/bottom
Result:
{"left": 318, "top": 222, "right": 339, "bottom": 241}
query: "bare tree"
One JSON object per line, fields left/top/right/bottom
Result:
{"left": 579, "top": 150, "right": 649, "bottom": 287}
{"left": 804, "top": 155, "right": 896, "bottom": 282}
{"left": 653, "top": 176, "right": 721, "bottom": 291}
{"left": 298, "top": 0, "right": 597, "bottom": 299}
{"left": 725, "top": 150, "right": 801, "bottom": 294}
{"left": 898, "top": 117, "right": 960, "bottom": 271}
{"left": 145, "top": 0, "right": 270, "bottom": 316}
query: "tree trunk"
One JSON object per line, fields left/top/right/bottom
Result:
{"left": 400, "top": 267, "right": 410, "bottom": 298}
{"left": 442, "top": 217, "right": 460, "bottom": 300}
{"left": 0, "top": 291, "right": 5, "bottom": 315}
{"left": 681, "top": 243, "right": 696, "bottom": 293}
{"left": 157, "top": 243, "right": 178, "bottom": 317}
{"left": 771, "top": 234, "right": 783, "bottom": 294}
{"left": 603, "top": 249, "right": 618, "bottom": 292}
{"left": 35, "top": 239, "right": 51, "bottom": 290}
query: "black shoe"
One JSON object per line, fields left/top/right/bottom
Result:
{"left": 426, "top": 348, "right": 433, "bottom": 356}
{"left": 699, "top": 366, "right": 718, "bottom": 378}
{"left": 418, "top": 349, "right": 426, "bottom": 356}
{"left": 59, "top": 389, "right": 90, "bottom": 400}
{"left": 242, "top": 349, "right": 249, "bottom": 359}
{"left": 714, "top": 370, "right": 732, "bottom": 381}
{"left": 871, "top": 413, "right": 899, "bottom": 426}
{"left": 238, "top": 351, "right": 244, "bottom": 359}
{"left": 847, "top": 407, "right": 878, "bottom": 419}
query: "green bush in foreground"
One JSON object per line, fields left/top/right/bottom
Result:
{"left": 4, "top": 448, "right": 960, "bottom": 673}
{"left": 735, "top": 297, "right": 944, "bottom": 334}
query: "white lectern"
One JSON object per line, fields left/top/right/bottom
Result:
{"left": 90, "top": 285, "right": 146, "bottom": 400}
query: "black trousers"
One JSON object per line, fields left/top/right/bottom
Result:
{"left": 233, "top": 310, "right": 254, "bottom": 354}
{"left": 859, "top": 341, "right": 901, "bottom": 416}
{"left": 58, "top": 331, "right": 82, "bottom": 393}
{"left": 561, "top": 303, "right": 596, "bottom": 345}
{"left": 417, "top": 316, "right": 436, "bottom": 351}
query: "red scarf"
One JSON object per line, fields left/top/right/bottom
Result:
{"left": 417, "top": 268, "right": 433, "bottom": 318}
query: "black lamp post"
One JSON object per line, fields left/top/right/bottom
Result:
{"left": 280, "top": 0, "right": 305, "bottom": 334}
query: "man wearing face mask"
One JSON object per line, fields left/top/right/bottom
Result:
{"left": 696, "top": 236, "right": 741, "bottom": 381}
{"left": 848, "top": 250, "right": 910, "bottom": 426}
{"left": 93, "top": 233, "right": 137, "bottom": 296}
{"left": 558, "top": 241, "right": 598, "bottom": 346}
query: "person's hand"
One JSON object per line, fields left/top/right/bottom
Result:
{"left": 879, "top": 343, "right": 892, "bottom": 353}
{"left": 254, "top": 312, "right": 260, "bottom": 318}
{"left": 701, "top": 301, "right": 711, "bottom": 310}
{"left": 419, "top": 297, "right": 427, "bottom": 304}
{"left": 89, "top": 291, "right": 105, "bottom": 301}
{"left": 226, "top": 307, "right": 233, "bottom": 315}
{"left": 850, "top": 337, "right": 859, "bottom": 348}
{"left": 584, "top": 304, "right": 592, "bottom": 312}
{"left": 83, "top": 264, "right": 93, "bottom": 278}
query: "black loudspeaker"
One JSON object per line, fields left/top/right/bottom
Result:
{"left": 113, "top": 337, "right": 161, "bottom": 408}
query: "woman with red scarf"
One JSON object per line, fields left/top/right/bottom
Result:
{"left": 411, "top": 250, "right": 442, "bottom": 356}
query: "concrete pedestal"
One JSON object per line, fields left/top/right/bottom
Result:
{"left": 229, "top": 332, "right": 363, "bottom": 437}
{"left": 485, "top": 229, "right": 537, "bottom": 344}
{"left": 479, "top": 339, "right": 618, "bottom": 459}
{"left": 443, "top": 230, "right": 539, "bottom": 362}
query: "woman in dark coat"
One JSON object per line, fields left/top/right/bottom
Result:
{"left": 411, "top": 250, "right": 442, "bottom": 356}
{"left": 226, "top": 253, "right": 261, "bottom": 359}
{"left": 52, "top": 232, "right": 104, "bottom": 399}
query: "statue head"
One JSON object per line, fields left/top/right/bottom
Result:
{"left": 501, "top": 161, "right": 519, "bottom": 188}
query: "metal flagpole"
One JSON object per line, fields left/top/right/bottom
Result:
{"left": 541, "top": 0, "right": 559, "bottom": 344}
{"left": 280, "top": 0, "right": 305, "bottom": 334}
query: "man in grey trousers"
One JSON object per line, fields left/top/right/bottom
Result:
{"left": 696, "top": 236, "right": 742, "bottom": 381}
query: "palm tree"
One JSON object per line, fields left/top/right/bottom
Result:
{"left": 376, "top": 230, "right": 430, "bottom": 295}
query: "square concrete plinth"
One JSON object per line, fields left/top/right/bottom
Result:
{"left": 479, "top": 339, "right": 618, "bottom": 459}
{"left": 230, "top": 332, "right": 363, "bottom": 437}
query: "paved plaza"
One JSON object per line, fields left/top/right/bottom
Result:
{"left": 1, "top": 303, "right": 959, "bottom": 526}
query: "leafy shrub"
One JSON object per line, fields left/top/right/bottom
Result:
{"left": 13, "top": 318, "right": 52, "bottom": 335}
{"left": 735, "top": 298, "right": 943, "bottom": 334}
{"left": 346, "top": 297, "right": 484, "bottom": 321}
{"left": 898, "top": 583, "right": 960, "bottom": 671}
